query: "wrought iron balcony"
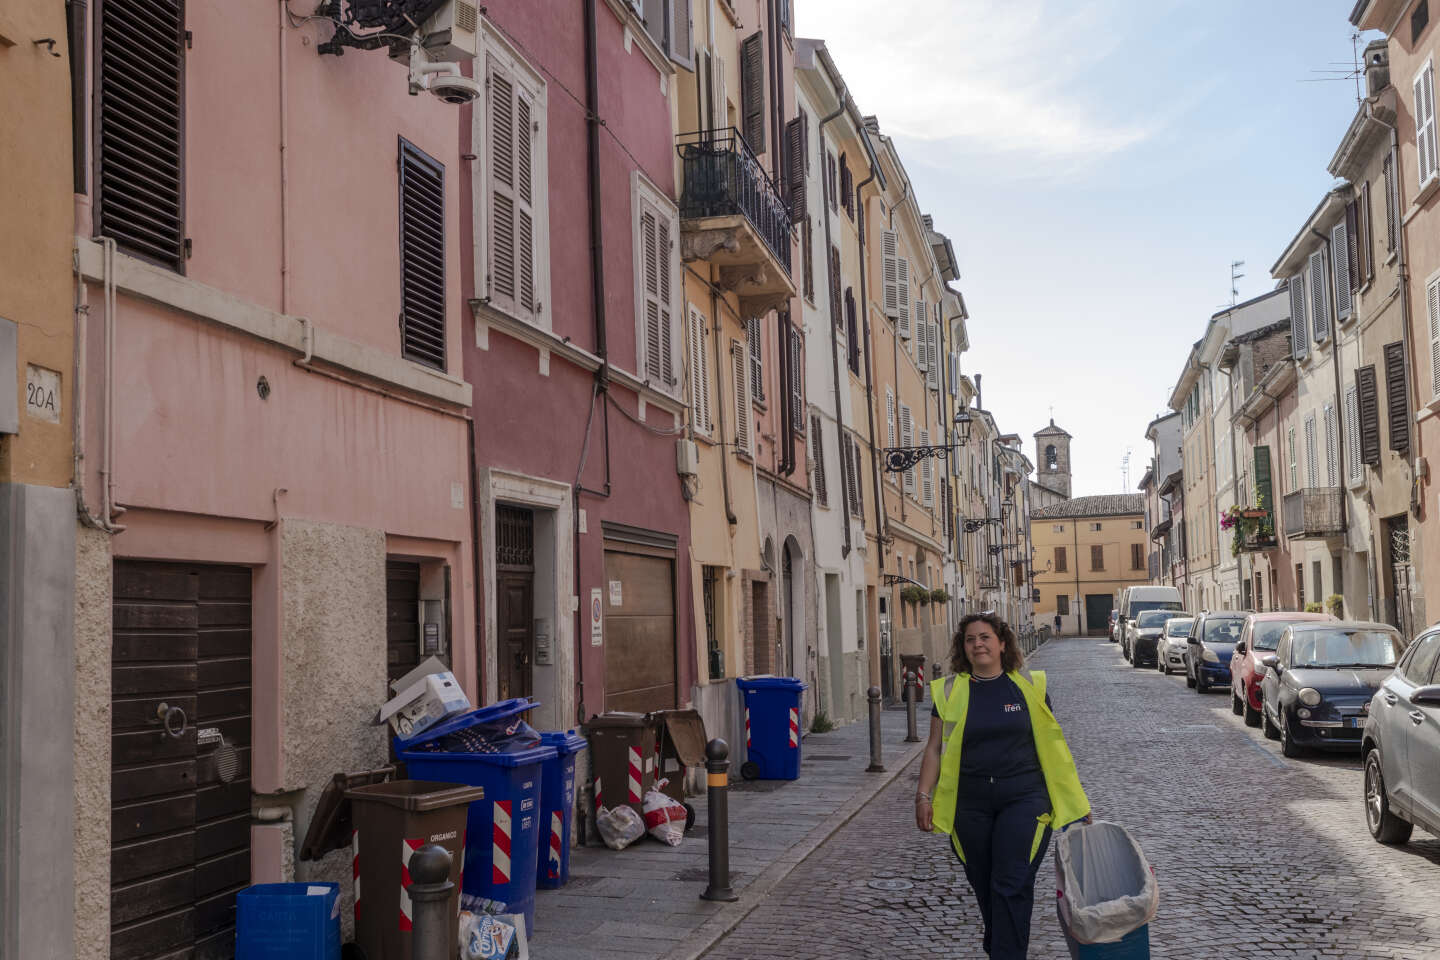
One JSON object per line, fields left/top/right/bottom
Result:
{"left": 1283, "top": 488, "right": 1344, "bottom": 539}
{"left": 676, "top": 128, "right": 795, "bottom": 314}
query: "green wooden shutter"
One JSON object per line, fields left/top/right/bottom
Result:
{"left": 1254, "top": 446, "right": 1272, "bottom": 514}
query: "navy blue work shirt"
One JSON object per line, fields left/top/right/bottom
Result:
{"left": 932, "top": 675, "right": 1052, "bottom": 779}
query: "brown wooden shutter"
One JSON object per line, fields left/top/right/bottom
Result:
{"left": 1385, "top": 341, "right": 1410, "bottom": 454}
{"left": 810, "top": 414, "right": 827, "bottom": 506}
{"left": 1357, "top": 364, "right": 1381, "bottom": 465}
{"left": 826, "top": 153, "right": 838, "bottom": 212}
{"left": 98, "top": 0, "right": 186, "bottom": 270}
{"left": 1360, "top": 181, "right": 1374, "bottom": 283}
{"left": 840, "top": 155, "right": 853, "bottom": 219}
{"left": 740, "top": 32, "right": 765, "bottom": 154}
{"left": 828, "top": 245, "right": 842, "bottom": 328}
{"left": 1055, "top": 546, "right": 1066, "bottom": 572}
{"left": 845, "top": 289, "right": 859, "bottom": 373}
{"left": 850, "top": 437, "right": 864, "bottom": 518}
{"left": 1384, "top": 151, "right": 1397, "bottom": 252}
{"left": 785, "top": 117, "right": 805, "bottom": 220}
{"left": 1091, "top": 544, "right": 1104, "bottom": 571}
{"left": 399, "top": 138, "right": 447, "bottom": 370}
{"left": 801, "top": 217, "right": 814, "bottom": 300}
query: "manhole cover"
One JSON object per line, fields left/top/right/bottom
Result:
{"left": 803, "top": 754, "right": 852, "bottom": 762}
{"left": 867, "top": 878, "right": 914, "bottom": 891}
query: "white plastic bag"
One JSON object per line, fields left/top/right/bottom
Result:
{"left": 642, "top": 781, "right": 686, "bottom": 846}
{"left": 595, "top": 804, "right": 645, "bottom": 850}
{"left": 1055, "top": 820, "right": 1158, "bottom": 945}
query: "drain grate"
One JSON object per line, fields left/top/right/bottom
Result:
{"left": 867, "top": 877, "right": 914, "bottom": 891}
{"left": 803, "top": 754, "right": 852, "bottom": 762}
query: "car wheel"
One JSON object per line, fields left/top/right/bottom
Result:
{"left": 1232, "top": 688, "right": 1244, "bottom": 715}
{"left": 1157, "top": 657, "right": 1166, "bottom": 674}
{"left": 1131, "top": 652, "right": 1143, "bottom": 669}
{"left": 1244, "top": 696, "right": 1261, "bottom": 728}
{"left": 1195, "top": 669, "right": 1208, "bottom": 694}
{"left": 1279, "top": 710, "right": 1303, "bottom": 758}
{"left": 1262, "top": 704, "right": 1279, "bottom": 740}
{"left": 1185, "top": 659, "right": 1196, "bottom": 688}
{"left": 1364, "top": 749, "right": 1413, "bottom": 844}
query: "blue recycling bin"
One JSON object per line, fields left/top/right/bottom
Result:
{"left": 535, "top": 730, "right": 588, "bottom": 889}
{"left": 735, "top": 676, "right": 806, "bottom": 780}
{"left": 395, "top": 699, "right": 556, "bottom": 938}
{"left": 236, "top": 882, "right": 340, "bottom": 960}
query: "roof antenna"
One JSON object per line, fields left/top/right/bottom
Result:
{"left": 1230, "top": 260, "right": 1245, "bottom": 306}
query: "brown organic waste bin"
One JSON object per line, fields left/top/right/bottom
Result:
{"left": 583, "top": 711, "right": 654, "bottom": 819}
{"left": 345, "top": 780, "right": 483, "bottom": 960}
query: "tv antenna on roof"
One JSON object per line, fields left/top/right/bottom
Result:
{"left": 1121, "top": 446, "right": 1133, "bottom": 492}
{"left": 1230, "top": 260, "right": 1245, "bottom": 306}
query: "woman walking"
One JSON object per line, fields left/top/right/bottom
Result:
{"left": 914, "top": 613, "right": 1090, "bottom": 959}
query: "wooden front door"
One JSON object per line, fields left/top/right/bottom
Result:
{"left": 496, "top": 506, "right": 535, "bottom": 701}
{"left": 386, "top": 560, "right": 423, "bottom": 683}
{"left": 111, "top": 560, "right": 252, "bottom": 960}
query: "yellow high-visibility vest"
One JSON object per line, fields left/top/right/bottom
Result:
{"left": 929, "top": 670, "right": 1091, "bottom": 856}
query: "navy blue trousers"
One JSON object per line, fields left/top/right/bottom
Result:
{"left": 950, "top": 769, "right": 1053, "bottom": 959}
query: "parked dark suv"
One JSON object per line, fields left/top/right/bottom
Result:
{"left": 1362, "top": 626, "right": 1440, "bottom": 844}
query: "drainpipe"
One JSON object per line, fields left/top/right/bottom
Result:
{"left": 887, "top": 167, "right": 911, "bottom": 528}
{"left": 856, "top": 172, "right": 885, "bottom": 564}
{"left": 817, "top": 91, "right": 850, "bottom": 558}
{"left": 1311, "top": 225, "right": 1349, "bottom": 539}
{"left": 468, "top": 417, "right": 486, "bottom": 700}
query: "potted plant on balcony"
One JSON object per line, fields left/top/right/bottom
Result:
{"left": 1221, "top": 497, "right": 1275, "bottom": 556}
{"left": 930, "top": 588, "right": 951, "bottom": 604}
{"left": 901, "top": 585, "right": 929, "bottom": 606}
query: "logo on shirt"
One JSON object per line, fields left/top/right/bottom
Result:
{"left": 1004, "top": 702, "right": 1024, "bottom": 713}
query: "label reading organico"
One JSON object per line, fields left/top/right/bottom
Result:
{"left": 430, "top": 830, "right": 458, "bottom": 843}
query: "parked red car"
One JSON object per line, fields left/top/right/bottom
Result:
{"left": 1230, "top": 612, "right": 1336, "bottom": 726}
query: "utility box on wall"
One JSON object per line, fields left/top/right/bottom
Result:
{"left": 0, "top": 318, "right": 17, "bottom": 434}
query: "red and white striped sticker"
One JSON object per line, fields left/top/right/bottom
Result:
{"left": 352, "top": 829, "right": 361, "bottom": 924}
{"left": 547, "top": 811, "right": 563, "bottom": 879}
{"left": 788, "top": 707, "right": 799, "bottom": 747}
{"left": 745, "top": 707, "right": 752, "bottom": 748}
{"left": 594, "top": 775, "right": 603, "bottom": 810}
{"left": 493, "top": 801, "right": 512, "bottom": 885}
{"left": 399, "top": 837, "right": 424, "bottom": 931}
{"left": 627, "top": 746, "right": 642, "bottom": 802}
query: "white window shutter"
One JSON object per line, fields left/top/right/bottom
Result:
{"left": 488, "top": 60, "right": 518, "bottom": 316}
{"left": 1323, "top": 403, "right": 1338, "bottom": 486}
{"left": 1345, "top": 385, "right": 1361, "bottom": 482}
{"left": 1308, "top": 250, "right": 1329, "bottom": 342}
{"left": 882, "top": 231, "right": 899, "bottom": 319}
{"left": 948, "top": 352, "right": 959, "bottom": 397}
{"left": 789, "top": 326, "right": 804, "bottom": 431}
{"left": 713, "top": 53, "right": 727, "bottom": 130}
{"left": 660, "top": 214, "right": 674, "bottom": 385}
{"left": 1289, "top": 274, "right": 1308, "bottom": 359}
{"left": 896, "top": 259, "right": 911, "bottom": 337}
{"left": 850, "top": 438, "right": 864, "bottom": 517}
{"left": 747, "top": 316, "right": 764, "bottom": 402}
{"left": 920, "top": 429, "right": 933, "bottom": 506}
{"left": 1416, "top": 64, "right": 1437, "bottom": 185}
{"left": 901, "top": 404, "right": 914, "bottom": 494}
{"left": 641, "top": 205, "right": 665, "bottom": 382}
{"left": 1429, "top": 278, "right": 1440, "bottom": 399}
{"left": 1331, "top": 222, "right": 1351, "bottom": 320}
{"left": 689, "top": 306, "right": 712, "bottom": 433}
{"left": 668, "top": 0, "right": 693, "bottom": 68}
{"left": 886, "top": 390, "right": 896, "bottom": 449}
{"left": 731, "top": 339, "right": 751, "bottom": 455}
{"left": 926, "top": 324, "right": 940, "bottom": 390}
{"left": 1305, "top": 416, "right": 1318, "bottom": 487}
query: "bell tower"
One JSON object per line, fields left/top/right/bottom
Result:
{"left": 1034, "top": 420, "right": 1072, "bottom": 498}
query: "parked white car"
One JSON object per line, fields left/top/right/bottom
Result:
{"left": 1157, "top": 617, "right": 1193, "bottom": 675}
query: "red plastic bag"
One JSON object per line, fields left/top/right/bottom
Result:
{"left": 642, "top": 780, "right": 686, "bottom": 846}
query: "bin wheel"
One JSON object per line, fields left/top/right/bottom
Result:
{"left": 682, "top": 801, "right": 696, "bottom": 833}
{"left": 341, "top": 944, "right": 367, "bottom": 960}
{"left": 740, "top": 761, "right": 760, "bottom": 780}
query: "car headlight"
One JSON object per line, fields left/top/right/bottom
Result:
{"left": 1202, "top": 648, "right": 1220, "bottom": 663}
{"left": 1298, "top": 687, "right": 1322, "bottom": 707}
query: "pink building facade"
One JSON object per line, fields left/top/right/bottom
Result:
{"left": 460, "top": 2, "right": 696, "bottom": 730}
{"left": 70, "top": 4, "right": 475, "bottom": 956}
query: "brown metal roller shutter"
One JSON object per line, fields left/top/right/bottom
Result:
{"left": 98, "top": 0, "right": 186, "bottom": 271}
{"left": 603, "top": 549, "right": 677, "bottom": 713}
{"left": 111, "top": 560, "right": 251, "bottom": 960}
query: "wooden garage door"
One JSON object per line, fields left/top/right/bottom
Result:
{"left": 111, "top": 561, "right": 252, "bottom": 960}
{"left": 603, "top": 550, "right": 677, "bottom": 713}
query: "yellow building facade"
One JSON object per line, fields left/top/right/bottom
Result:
{"left": 1031, "top": 496, "right": 1151, "bottom": 635}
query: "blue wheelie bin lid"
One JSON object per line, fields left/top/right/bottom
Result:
{"left": 735, "top": 675, "right": 806, "bottom": 692}
{"left": 540, "top": 730, "right": 588, "bottom": 755}
{"left": 393, "top": 697, "right": 537, "bottom": 753}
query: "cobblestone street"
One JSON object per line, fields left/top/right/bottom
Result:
{"left": 702, "top": 636, "right": 1440, "bottom": 960}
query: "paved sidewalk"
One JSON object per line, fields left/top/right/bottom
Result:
{"left": 528, "top": 703, "right": 928, "bottom": 960}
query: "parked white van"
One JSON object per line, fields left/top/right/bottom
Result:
{"left": 1115, "top": 585, "right": 1183, "bottom": 646}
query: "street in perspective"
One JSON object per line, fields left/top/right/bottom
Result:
{"left": 7, "top": 0, "right": 1440, "bottom": 959}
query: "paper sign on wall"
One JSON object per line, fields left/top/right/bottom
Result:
{"left": 609, "top": 580, "right": 623, "bottom": 606}
{"left": 590, "top": 588, "right": 603, "bottom": 646}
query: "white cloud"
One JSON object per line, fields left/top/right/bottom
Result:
{"left": 798, "top": 0, "right": 1156, "bottom": 161}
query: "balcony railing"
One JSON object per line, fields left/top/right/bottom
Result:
{"left": 1283, "top": 488, "right": 1344, "bottom": 538}
{"left": 677, "top": 128, "right": 792, "bottom": 274}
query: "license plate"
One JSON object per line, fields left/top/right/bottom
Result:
{"left": 1347, "top": 717, "right": 1362, "bottom": 728}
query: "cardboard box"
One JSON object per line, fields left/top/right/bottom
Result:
{"left": 375, "top": 670, "right": 470, "bottom": 739}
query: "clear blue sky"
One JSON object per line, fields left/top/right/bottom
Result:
{"left": 798, "top": 0, "right": 1378, "bottom": 496}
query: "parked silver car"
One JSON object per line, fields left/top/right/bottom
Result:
{"left": 1362, "top": 625, "right": 1440, "bottom": 844}
{"left": 1156, "top": 617, "right": 1193, "bottom": 675}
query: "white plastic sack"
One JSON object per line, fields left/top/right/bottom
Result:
{"left": 595, "top": 804, "right": 646, "bottom": 850}
{"left": 1054, "top": 820, "right": 1158, "bottom": 945}
{"left": 642, "top": 780, "right": 686, "bottom": 846}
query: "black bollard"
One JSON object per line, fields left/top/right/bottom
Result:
{"left": 700, "top": 738, "right": 738, "bottom": 902}
{"left": 903, "top": 671, "right": 920, "bottom": 743}
{"left": 407, "top": 844, "right": 454, "bottom": 960}
{"left": 866, "top": 685, "right": 885, "bottom": 772}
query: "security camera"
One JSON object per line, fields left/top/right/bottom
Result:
{"left": 428, "top": 73, "right": 481, "bottom": 104}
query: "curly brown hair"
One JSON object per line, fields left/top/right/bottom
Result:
{"left": 949, "top": 612, "right": 1025, "bottom": 675}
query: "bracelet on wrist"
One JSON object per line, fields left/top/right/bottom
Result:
{"left": 915, "top": 792, "right": 932, "bottom": 802}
